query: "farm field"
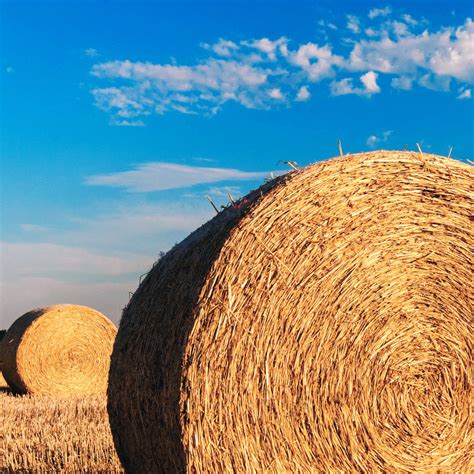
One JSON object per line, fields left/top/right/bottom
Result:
{"left": 0, "top": 373, "right": 123, "bottom": 473}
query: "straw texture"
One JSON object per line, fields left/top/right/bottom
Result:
{"left": 2, "top": 304, "right": 117, "bottom": 395}
{"left": 108, "top": 151, "right": 473, "bottom": 473}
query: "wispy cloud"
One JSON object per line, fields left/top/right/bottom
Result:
{"left": 368, "top": 7, "right": 392, "bottom": 19}
{"left": 391, "top": 76, "right": 414, "bottom": 90}
{"left": 85, "top": 162, "right": 271, "bottom": 192}
{"left": 205, "top": 185, "right": 242, "bottom": 197}
{"left": 112, "top": 119, "right": 145, "bottom": 127}
{"left": 25, "top": 201, "right": 214, "bottom": 255}
{"left": 84, "top": 48, "right": 99, "bottom": 58}
{"left": 3, "top": 242, "right": 150, "bottom": 277}
{"left": 6, "top": 66, "right": 14, "bottom": 74}
{"left": 89, "top": 13, "right": 474, "bottom": 123}
{"left": 317, "top": 19, "right": 337, "bottom": 31}
{"left": 367, "top": 130, "right": 393, "bottom": 148}
{"left": 346, "top": 15, "right": 361, "bottom": 34}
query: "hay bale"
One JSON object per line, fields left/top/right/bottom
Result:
{"left": 0, "top": 329, "right": 6, "bottom": 387}
{"left": 2, "top": 304, "right": 117, "bottom": 395}
{"left": 108, "top": 151, "right": 473, "bottom": 472}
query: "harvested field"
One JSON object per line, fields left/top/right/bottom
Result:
{"left": 0, "top": 384, "right": 123, "bottom": 472}
{"left": 108, "top": 150, "right": 473, "bottom": 472}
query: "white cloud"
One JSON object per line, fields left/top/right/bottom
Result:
{"left": 368, "top": 7, "right": 392, "bottom": 19}
{"left": 268, "top": 88, "right": 284, "bottom": 99}
{"left": 84, "top": 48, "right": 99, "bottom": 58}
{"left": 457, "top": 87, "right": 472, "bottom": 99}
{"left": 5, "top": 66, "right": 14, "bottom": 74}
{"left": 289, "top": 43, "right": 343, "bottom": 81}
{"left": 85, "top": 162, "right": 271, "bottom": 192}
{"left": 367, "top": 130, "right": 393, "bottom": 148}
{"left": 347, "top": 19, "right": 474, "bottom": 84}
{"left": 360, "top": 70, "right": 381, "bottom": 93}
{"left": 331, "top": 71, "right": 381, "bottom": 96}
{"left": 92, "top": 86, "right": 149, "bottom": 118}
{"left": 91, "top": 58, "right": 274, "bottom": 116}
{"left": 89, "top": 15, "right": 474, "bottom": 121}
{"left": 347, "top": 15, "right": 361, "bottom": 34}
{"left": 428, "top": 19, "right": 474, "bottom": 81}
{"left": 296, "top": 85, "right": 311, "bottom": 101}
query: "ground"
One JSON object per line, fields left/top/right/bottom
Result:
{"left": 0, "top": 373, "right": 123, "bottom": 473}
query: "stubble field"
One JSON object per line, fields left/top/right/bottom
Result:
{"left": 0, "top": 372, "right": 123, "bottom": 473}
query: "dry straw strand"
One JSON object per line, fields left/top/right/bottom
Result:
{"left": 2, "top": 304, "right": 117, "bottom": 395}
{"left": 108, "top": 150, "right": 473, "bottom": 473}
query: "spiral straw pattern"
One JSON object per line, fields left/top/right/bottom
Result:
{"left": 108, "top": 151, "right": 473, "bottom": 472}
{"left": 1, "top": 304, "right": 117, "bottom": 395}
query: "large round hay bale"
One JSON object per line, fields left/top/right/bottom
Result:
{"left": 2, "top": 304, "right": 117, "bottom": 395}
{"left": 108, "top": 151, "right": 473, "bottom": 472}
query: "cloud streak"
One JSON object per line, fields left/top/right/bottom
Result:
{"left": 86, "top": 162, "right": 271, "bottom": 192}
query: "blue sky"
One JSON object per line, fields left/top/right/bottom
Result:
{"left": 1, "top": 0, "right": 473, "bottom": 326}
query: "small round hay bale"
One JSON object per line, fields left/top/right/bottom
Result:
{"left": 2, "top": 304, "right": 117, "bottom": 395}
{"left": 108, "top": 151, "right": 473, "bottom": 472}
{"left": 0, "top": 329, "right": 6, "bottom": 386}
